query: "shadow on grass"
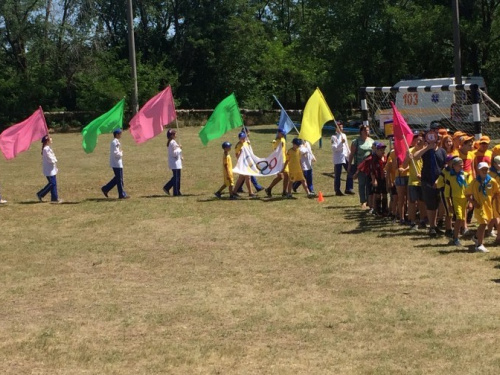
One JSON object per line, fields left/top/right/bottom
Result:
{"left": 491, "top": 279, "right": 500, "bottom": 284}
{"left": 141, "top": 194, "right": 169, "bottom": 199}
{"left": 197, "top": 196, "right": 263, "bottom": 202}
{"left": 322, "top": 172, "right": 334, "bottom": 179}
{"left": 413, "top": 242, "right": 459, "bottom": 249}
{"left": 489, "top": 257, "right": 500, "bottom": 262}
{"left": 339, "top": 208, "right": 394, "bottom": 234}
{"left": 19, "top": 200, "right": 80, "bottom": 205}
{"left": 84, "top": 198, "right": 119, "bottom": 203}
{"left": 438, "top": 248, "right": 475, "bottom": 254}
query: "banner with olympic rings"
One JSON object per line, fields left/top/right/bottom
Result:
{"left": 232, "top": 144, "right": 284, "bottom": 177}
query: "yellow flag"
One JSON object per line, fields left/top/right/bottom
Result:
{"left": 299, "top": 88, "right": 334, "bottom": 144}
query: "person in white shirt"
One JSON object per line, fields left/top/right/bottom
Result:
{"left": 292, "top": 139, "right": 316, "bottom": 194}
{"left": 37, "top": 135, "right": 62, "bottom": 203}
{"left": 331, "top": 122, "right": 354, "bottom": 196}
{"left": 102, "top": 129, "right": 128, "bottom": 199}
{"left": 163, "top": 129, "right": 183, "bottom": 196}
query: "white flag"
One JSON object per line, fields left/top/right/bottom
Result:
{"left": 232, "top": 144, "right": 284, "bottom": 177}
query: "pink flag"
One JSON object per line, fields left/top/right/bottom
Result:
{"left": 0, "top": 107, "right": 49, "bottom": 160}
{"left": 391, "top": 101, "right": 414, "bottom": 164}
{"left": 129, "top": 86, "right": 177, "bottom": 144}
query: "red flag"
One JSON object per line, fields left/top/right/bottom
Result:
{"left": 391, "top": 101, "right": 414, "bottom": 164}
{"left": 129, "top": 86, "right": 177, "bottom": 144}
{"left": 0, "top": 107, "right": 48, "bottom": 160}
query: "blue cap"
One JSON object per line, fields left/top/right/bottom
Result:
{"left": 277, "top": 128, "right": 286, "bottom": 134}
{"left": 113, "top": 128, "right": 122, "bottom": 135}
{"left": 238, "top": 131, "right": 246, "bottom": 139}
{"left": 41, "top": 135, "right": 49, "bottom": 143}
{"left": 292, "top": 138, "right": 303, "bottom": 146}
{"left": 222, "top": 141, "right": 231, "bottom": 149}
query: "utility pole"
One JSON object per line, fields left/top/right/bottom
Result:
{"left": 452, "top": 0, "right": 462, "bottom": 85}
{"left": 126, "top": 0, "right": 139, "bottom": 115}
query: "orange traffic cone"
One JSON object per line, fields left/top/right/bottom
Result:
{"left": 317, "top": 191, "right": 324, "bottom": 202}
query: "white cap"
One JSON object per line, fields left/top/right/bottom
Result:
{"left": 477, "top": 162, "right": 489, "bottom": 170}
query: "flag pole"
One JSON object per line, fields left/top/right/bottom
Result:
{"left": 39, "top": 106, "right": 49, "bottom": 134}
{"left": 401, "top": 127, "right": 418, "bottom": 172}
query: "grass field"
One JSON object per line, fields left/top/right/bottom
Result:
{"left": 1, "top": 125, "right": 500, "bottom": 374}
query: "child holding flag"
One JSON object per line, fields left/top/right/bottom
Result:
{"left": 466, "top": 162, "right": 500, "bottom": 252}
{"left": 214, "top": 141, "right": 236, "bottom": 199}
{"left": 37, "top": 135, "right": 62, "bottom": 203}
{"left": 233, "top": 131, "right": 256, "bottom": 198}
{"left": 265, "top": 128, "right": 288, "bottom": 197}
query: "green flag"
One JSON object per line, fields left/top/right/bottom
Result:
{"left": 199, "top": 93, "right": 243, "bottom": 145}
{"left": 82, "top": 99, "right": 125, "bottom": 153}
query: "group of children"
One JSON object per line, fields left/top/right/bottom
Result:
{"left": 215, "top": 128, "right": 317, "bottom": 200}
{"left": 359, "top": 124, "right": 500, "bottom": 253}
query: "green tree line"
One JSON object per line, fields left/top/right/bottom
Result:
{"left": 0, "top": 0, "right": 499, "bottom": 126}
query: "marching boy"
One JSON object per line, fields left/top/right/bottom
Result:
{"left": 284, "top": 138, "right": 314, "bottom": 198}
{"left": 214, "top": 141, "right": 237, "bottom": 200}
{"left": 466, "top": 162, "right": 500, "bottom": 253}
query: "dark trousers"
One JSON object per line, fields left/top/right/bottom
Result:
{"left": 293, "top": 169, "right": 314, "bottom": 192}
{"left": 251, "top": 176, "right": 263, "bottom": 190}
{"left": 164, "top": 169, "right": 181, "bottom": 196}
{"left": 103, "top": 167, "right": 127, "bottom": 198}
{"left": 38, "top": 175, "right": 58, "bottom": 201}
{"left": 335, "top": 162, "right": 353, "bottom": 193}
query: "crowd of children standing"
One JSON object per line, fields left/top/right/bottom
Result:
{"left": 349, "top": 122, "right": 500, "bottom": 253}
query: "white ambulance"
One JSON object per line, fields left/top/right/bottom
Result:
{"left": 394, "top": 76, "right": 485, "bottom": 128}
{"left": 377, "top": 76, "right": 486, "bottom": 133}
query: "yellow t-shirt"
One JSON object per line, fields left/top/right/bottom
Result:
{"left": 408, "top": 147, "right": 423, "bottom": 186}
{"left": 444, "top": 171, "right": 473, "bottom": 199}
{"left": 223, "top": 153, "right": 234, "bottom": 186}
{"left": 489, "top": 170, "right": 500, "bottom": 217}
{"left": 492, "top": 144, "right": 500, "bottom": 160}
{"left": 286, "top": 147, "right": 304, "bottom": 181}
{"left": 459, "top": 150, "right": 475, "bottom": 173}
{"left": 465, "top": 177, "right": 499, "bottom": 223}
{"left": 235, "top": 140, "right": 248, "bottom": 159}
{"left": 436, "top": 168, "right": 450, "bottom": 197}
{"left": 474, "top": 149, "right": 492, "bottom": 170}
{"left": 386, "top": 150, "right": 397, "bottom": 183}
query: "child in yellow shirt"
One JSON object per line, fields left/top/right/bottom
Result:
{"left": 284, "top": 138, "right": 314, "bottom": 198}
{"left": 488, "top": 156, "right": 500, "bottom": 242}
{"left": 214, "top": 141, "right": 237, "bottom": 199}
{"left": 466, "top": 162, "right": 500, "bottom": 252}
{"left": 443, "top": 157, "right": 473, "bottom": 247}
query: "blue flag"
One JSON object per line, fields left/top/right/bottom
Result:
{"left": 278, "top": 109, "right": 295, "bottom": 135}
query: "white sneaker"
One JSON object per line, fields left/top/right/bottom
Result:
{"left": 0, "top": 199, "right": 7, "bottom": 204}
{"left": 475, "top": 244, "right": 489, "bottom": 253}
{"left": 485, "top": 230, "right": 496, "bottom": 238}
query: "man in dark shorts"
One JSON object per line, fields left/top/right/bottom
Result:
{"left": 413, "top": 127, "right": 447, "bottom": 237}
